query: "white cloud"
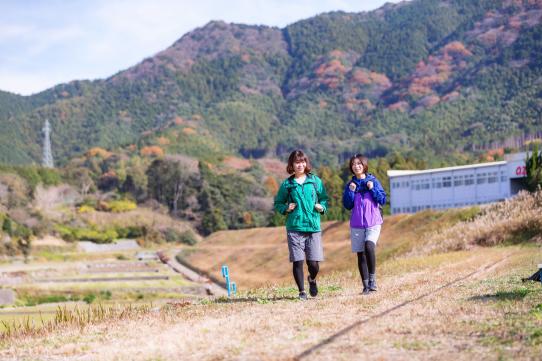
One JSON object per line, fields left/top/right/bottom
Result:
{"left": 0, "top": 24, "right": 36, "bottom": 42}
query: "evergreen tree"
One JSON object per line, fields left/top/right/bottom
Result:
{"left": 526, "top": 143, "right": 542, "bottom": 192}
{"left": 146, "top": 159, "right": 189, "bottom": 214}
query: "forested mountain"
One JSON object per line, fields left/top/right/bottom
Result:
{"left": 1, "top": 0, "right": 542, "bottom": 167}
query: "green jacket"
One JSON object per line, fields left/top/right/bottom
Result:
{"left": 274, "top": 173, "right": 329, "bottom": 232}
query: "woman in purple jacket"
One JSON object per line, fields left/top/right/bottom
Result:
{"left": 342, "top": 154, "right": 387, "bottom": 294}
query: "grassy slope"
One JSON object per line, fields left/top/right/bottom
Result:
{"left": 180, "top": 207, "right": 480, "bottom": 288}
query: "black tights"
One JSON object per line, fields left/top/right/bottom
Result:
{"left": 293, "top": 260, "right": 319, "bottom": 292}
{"left": 357, "top": 241, "right": 376, "bottom": 281}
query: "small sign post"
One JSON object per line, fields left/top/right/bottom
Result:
{"left": 221, "top": 265, "right": 237, "bottom": 297}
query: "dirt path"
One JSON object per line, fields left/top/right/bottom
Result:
{"left": 2, "top": 246, "right": 540, "bottom": 360}
{"left": 161, "top": 249, "right": 227, "bottom": 297}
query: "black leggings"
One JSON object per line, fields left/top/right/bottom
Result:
{"left": 293, "top": 260, "right": 319, "bottom": 292}
{"left": 357, "top": 241, "right": 376, "bottom": 281}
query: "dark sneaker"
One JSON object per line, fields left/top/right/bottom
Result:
{"left": 369, "top": 276, "right": 377, "bottom": 292}
{"left": 362, "top": 280, "right": 370, "bottom": 295}
{"left": 308, "top": 276, "right": 318, "bottom": 297}
{"left": 299, "top": 291, "right": 308, "bottom": 301}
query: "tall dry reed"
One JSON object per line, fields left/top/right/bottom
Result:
{"left": 1, "top": 303, "right": 152, "bottom": 341}
{"left": 413, "top": 190, "right": 542, "bottom": 255}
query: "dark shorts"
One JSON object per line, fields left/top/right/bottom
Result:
{"left": 287, "top": 231, "right": 324, "bottom": 262}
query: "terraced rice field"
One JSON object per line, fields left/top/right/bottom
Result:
{"left": 0, "top": 252, "right": 210, "bottom": 331}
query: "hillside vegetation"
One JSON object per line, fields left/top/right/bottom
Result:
{"left": 1, "top": 0, "right": 541, "bottom": 167}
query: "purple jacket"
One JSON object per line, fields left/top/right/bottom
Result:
{"left": 342, "top": 174, "right": 386, "bottom": 229}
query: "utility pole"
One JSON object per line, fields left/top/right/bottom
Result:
{"left": 42, "top": 119, "right": 54, "bottom": 168}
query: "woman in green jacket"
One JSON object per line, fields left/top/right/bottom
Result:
{"left": 274, "top": 150, "right": 329, "bottom": 300}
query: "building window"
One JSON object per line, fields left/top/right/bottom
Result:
{"left": 454, "top": 175, "right": 464, "bottom": 187}
{"left": 465, "top": 174, "right": 475, "bottom": 185}
{"left": 477, "top": 173, "right": 487, "bottom": 184}
{"left": 488, "top": 172, "right": 498, "bottom": 184}
{"left": 443, "top": 176, "right": 452, "bottom": 188}
{"left": 432, "top": 178, "right": 442, "bottom": 189}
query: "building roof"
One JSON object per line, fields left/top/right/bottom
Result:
{"left": 387, "top": 160, "right": 507, "bottom": 178}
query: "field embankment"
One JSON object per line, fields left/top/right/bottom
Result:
{"left": 179, "top": 206, "right": 480, "bottom": 288}
{"left": 180, "top": 191, "right": 541, "bottom": 289}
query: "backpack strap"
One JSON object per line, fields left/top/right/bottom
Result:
{"left": 287, "top": 175, "right": 295, "bottom": 203}
{"left": 308, "top": 174, "right": 318, "bottom": 201}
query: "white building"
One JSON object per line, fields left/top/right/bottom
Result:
{"left": 387, "top": 153, "right": 527, "bottom": 214}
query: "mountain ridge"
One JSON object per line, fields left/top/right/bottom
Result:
{"left": 1, "top": 0, "right": 541, "bottom": 166}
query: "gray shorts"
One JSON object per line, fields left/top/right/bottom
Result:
{"left": 350, "top": 225, "right": 381, "bottom": 253}
{"left": 287, "top": 231, "right": 324, "bottom": 262}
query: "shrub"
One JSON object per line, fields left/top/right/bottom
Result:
{"left": 180, "top": 230, "right": 198, "bottom": 245}
{"left": 115, "top": 226, "right": 144, "bottom": 239}
{"left": 455, "top": 206, "right": 481, "bottom": 222}
{"left": 55, "top": 224, "right": 76, "bottom": 242}
{"left": 164, "top": 228, "right": 198, "bottom": 245}
{"left": 37, "top": 168, "right": 61, "bottom": 186}
{"left": 144, "top": 227, "right": 165, "bottom": 244}
{"left": 164, "top": 228, "right": 182, "bottom": 243}
{"left": 13, "top": 224, "right": 32, "bottom": 239}
{"left": 23, "top": 294, "right": 72, "bottom": 306}
{"left": 2, "top": 217, "right": 13, "bottom": 236}
{"left": 79, "top": 197, "right": 97, "bottom": 208}
{"left": 100, "top": 290, "right": 112, "bottom": 300}
{"left": 76, "top": 228, "right": 118, "bottom": 244}
{"left": 77, "top": 205, "right": 95, "bottom": 213}
{"left": 83, "top": 293, "right": 96, "bottom": 304}
{"left": 108, "top": 199, "right": 137, "bottom": 213}
{"left": 55, "top": 225, "right": 118, "bottom": 244}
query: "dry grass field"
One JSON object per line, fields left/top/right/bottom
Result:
{"left": 1, "top": 246, "right": 540, "bottom": 360}
{"left": 1, "top": 192, "right": 541, "bottom": 360}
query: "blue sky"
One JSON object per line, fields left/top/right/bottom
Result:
{"left": 0, "top": 0, "right": 402, "bottom": 95}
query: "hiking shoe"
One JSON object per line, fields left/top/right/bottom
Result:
{"left": 299, "top": 291, "right": 308, "bottom": 301}
{"left": 308, "top": 276, "right": 318, "bottom": 297}
{"left": 362, "top": 280, "right": 370, "bottom": 295}
{"left": 369, "top": 274, "right": 377, "bottom": 292}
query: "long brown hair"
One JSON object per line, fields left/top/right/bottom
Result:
{"left": 349, "top": 153, "right": 369, "bottom": 174}
{"left": 286, "top": 150, "right": 312, "bottom": 175}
